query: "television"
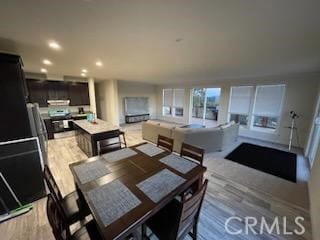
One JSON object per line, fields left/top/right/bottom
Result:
{"left": 124, "top": 97, "right": 149, "bottom": 116}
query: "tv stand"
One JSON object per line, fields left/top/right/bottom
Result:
{"left": 125, "top": 114, "right": 150, "bottom": 123}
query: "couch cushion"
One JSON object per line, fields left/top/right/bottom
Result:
{"left": 146, "top": 120, "right": 160, "bottom": 126}
{"left": 221, "top": 121, "right": 235, "bottom": 129}
{"left": 159, "top": 122, "right": 177, "bottom": 129}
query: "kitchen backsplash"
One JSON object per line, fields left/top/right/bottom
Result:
{"left": 39, "top": 105, "right": 91, "bottom": 114}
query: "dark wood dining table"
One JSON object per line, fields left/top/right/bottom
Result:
{"left": 69, "top": 143, "right": 206, "bottom": 240}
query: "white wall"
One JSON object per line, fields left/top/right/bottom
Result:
{"left": 118, "top": 80, "right": 157, "bottom": 124}
{"left": 156, "top": 73, "right": 320, "bottom": 149}
{"left": 88, "top": 78, "right": 97, "bottom": 114}
{"left": 95, "top": 79, "right": 119, "bottom": 126}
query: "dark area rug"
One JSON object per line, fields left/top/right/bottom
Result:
{"left": 225, "top": 143, "right": 297, "bottom": 182}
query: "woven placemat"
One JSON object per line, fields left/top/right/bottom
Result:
{"left": 136, "top": 169, "right": 185, "bottom": 203}
{"left": 73, "top": 160, "right": 111, "bottom": 184}
{"left": 135, "top": 143, "right": 165, "bottom": 157}
{"left": 102, "top": 148, "right": 138, "bottom": 162}
{"left": 159, "top": 154, "right": 198, "bottom": 174}
{"left": 87, "top": 180, "right": 141, "bottom": 227}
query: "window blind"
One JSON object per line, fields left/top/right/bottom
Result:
{"left": 173, "top": 89, "right": 184, "bottom": 108}
{"left": 253, "top": 85, "right": 285, "bottom": 117}
{"left": 163, "top": 89, "right": 173, "bottom": 106}
{"left": 229, "top": 86, "right": 254, "bottom": 114}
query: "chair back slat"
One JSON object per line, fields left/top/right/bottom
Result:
{"left": 177, "top": 179, "right": 208, "bottom": 238}
{"left": 157, "top": 135, "right": 174, "bottom": 152}
{"left": 180, "top": 143, "right": 204, "bottom": 165}
{"left": 44, "top": 165, "right": 63, "bottom": 201}
{"left": 47, "top": 194, "right": 70, "bottom": 240}
{"left": 98, "top": 130, "right": 127, "bottom": 155}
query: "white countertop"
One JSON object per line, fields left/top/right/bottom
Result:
{"left": 73, "top": 119, "right": 119, "bottom": 135}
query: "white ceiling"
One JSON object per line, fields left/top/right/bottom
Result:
{"left": 0, "top": 0, "right": 320, "bottom": 84}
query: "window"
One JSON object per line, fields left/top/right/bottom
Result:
{"left": 191, "top": 88, "right": 221, "bottom": 126}
{"left": 228, "top": 86, "right": 254, "bottom": 127}
{"left": 228, "top": 84, "right": 285, "bottom": 132}
{"left": 252, "top": 85, "right": 285, "bottom": 131}
{"left": 173, "top": 89, "right": 184, "bottom": 117}
{"left": 163, "top": 89, "right": 173, "bottom": 116}
{"left": 162, "top": 89, "right": 185, "bottom": 117}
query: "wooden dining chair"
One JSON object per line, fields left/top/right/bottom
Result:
{"left": 180, "top": 142, "right": 205, "bottom": 166}
{"left": 142, "top": 179, "right": 208, "bottom": 240}
{"left": 47, "top": 193, "right": 102, "bottom": 240}
{"left": 43, "top": 165, "right": 89, "bottom": 225}
{"left": 157, "top": 135, "right": 174, "bottom": 152}
{"left": 98, "top": 130, "right": 127, "bottom": 155}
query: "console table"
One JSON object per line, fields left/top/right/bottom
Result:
{"left": 125, "top": 114, "right": 150, "bottom": 123}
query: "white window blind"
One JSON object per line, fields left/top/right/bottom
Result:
{"left": 173, "top": 89, "right": 184, "bottom": 108}
{"left": 163, "top": 89, "right": 173, "bottom": 106}
{"left": 229, "top": 86, "right": 254, "bottom": 114}
{"left": 253, "top": 85, "right": 285, "bottom": 117}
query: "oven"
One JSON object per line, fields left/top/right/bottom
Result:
{"left": 51, "top": 116, "right": 72, "bottom": 133}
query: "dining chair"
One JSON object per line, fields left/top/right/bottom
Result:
{"left": 43, "top": 165, "right": 89, "bottom": 225}
{"left": 157, "top": 135, "right": 174, "bottom": 152}
{"left": 142, "top": 179, "right": 208, "bottom": 240}
{"left": 47, "top": 193, "right": 102, "bottom": 240}
{"left": 98, "top": 130, "right": 127, "bottom": 155}
{"left": 180, "top": 142, "right": 205, "bottom": 166}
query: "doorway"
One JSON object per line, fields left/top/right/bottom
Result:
{"left": 191, "top": 88, "right": 221, "bottom": 127}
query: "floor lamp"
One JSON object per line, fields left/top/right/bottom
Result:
{"left": 288, "top": 111, "right": 300, "bottom": 151}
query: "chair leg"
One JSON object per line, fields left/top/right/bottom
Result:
{"left": 192, "top": 222, "right": 198, "bottom": 240}
{"left": 121, "top": 132, "right": 127, "bottom": 148}
{"left": 141, "top": 224, "right": 147, "bottom": 240}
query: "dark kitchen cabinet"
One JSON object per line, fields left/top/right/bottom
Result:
{"left": 75, "top": 127, "right": 93, "bottom": 157}
{"left": 27, "top": 79, "right": 90, "bottom": 106}
{"left": 47, "top": 81, "right": 69, "bottom": 100}
{"left": 0, "top": 53, "right": 32, "bottom": 142}
{"left": 68, "top": 82, "right": 89, "bottom": 106}
{"left": 44, "top": 119, "right": 54, "bottom": 139}
{"left": 26, "top": 79, "right": 48, "bottom": 107}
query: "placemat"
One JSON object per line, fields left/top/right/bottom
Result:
{"left": 159, "top": 154, "right": 198, "bottom": 174}
{"left": 73, "top": 160, "right": 110, "bottom": 184}
{"left": 87, "top": 180, "right": 141, "bottom": 227}
{"left": 102, "top": 148, "right": 138, "bottom": 162}
{"left": 135, "top": 143, "right": 165, "bottom": 157}
{"left": 136, "top": 169, "right": 185, "bottom": 203}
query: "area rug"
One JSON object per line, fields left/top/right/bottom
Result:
{"left": 225, "top": 143, "right": 297, "bottom": 182}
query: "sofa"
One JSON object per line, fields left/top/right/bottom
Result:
{"left": 142, "top": 120, "right": 239, "bottom": 153}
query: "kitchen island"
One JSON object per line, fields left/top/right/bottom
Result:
{"left": 73, "top": 118, "right": 120, "bottom": 157}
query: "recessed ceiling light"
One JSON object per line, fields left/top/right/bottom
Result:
{"left": 40, "top": 68, "right": 47, "bottom": 73}
{"left": 81, "top": 69, "right": 88, "bottom": 73}
{"left": 81, "top": 73, "right": 86, "bottom": 77}
{"left": 43, "top": 59, "right": 52, "bottom": 65}
{"left": 48, "top": 41, "right": 61, "bottom": 50}
{"left": 95, "top": 61, "right": 103, "bottom": 67}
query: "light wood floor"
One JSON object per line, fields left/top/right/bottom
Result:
{"left": 0, "top": 124, "right": 312, "bottom": 240}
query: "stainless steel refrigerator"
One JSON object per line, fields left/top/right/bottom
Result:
{"left": 27, "top": 103, "right": 48, "bottom": 165}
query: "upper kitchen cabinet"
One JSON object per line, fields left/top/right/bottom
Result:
{"left": 68, "top": 82, "right": 89, "bottom": 106}
{"left": 26, "top": 79, "right": 48, "bottom": 107}
{"left": 26, "top": 79, "right": 90, "bottom": 106}
{"left": 0, "top": 53, "right": 32, "bottom": 142}
{"left": 47, "top": 80, "right": 69, "bottom": 100}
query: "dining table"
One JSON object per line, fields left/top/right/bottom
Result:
{"left": 69, "top": 142, "right": 207, "bottom": 240}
